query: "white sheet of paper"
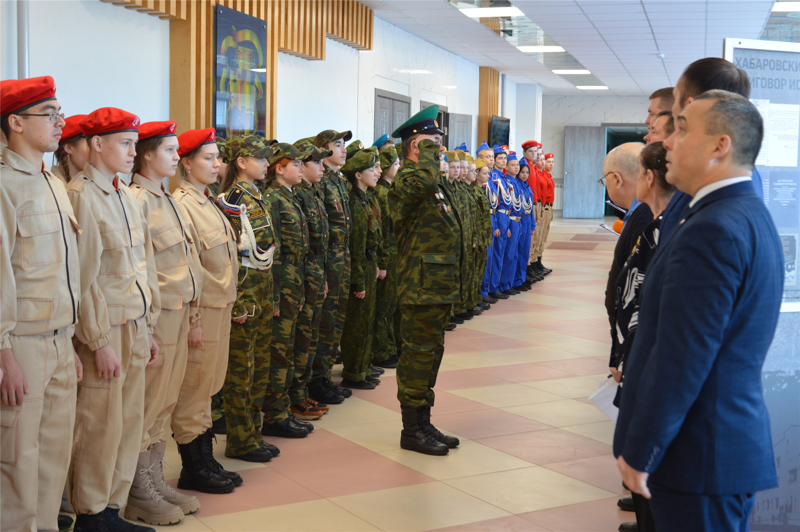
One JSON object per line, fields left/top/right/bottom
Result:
{"left": 768, "top": 103, "right": 800, "bottom": 167}
{"left": 589, "top": 377, "right": 619, "bottom": 423}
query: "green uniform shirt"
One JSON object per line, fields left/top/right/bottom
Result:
{"left": 471, "top": 183, "right": 493, "bottom": 247}
{"left": 348, "top": 184, "right": 383, "bottom": 293}
{"left": 264, "top": 182, "right": 309, "bottom": 306}
{"left": 374, "top": 178, "right": 397, "bottom": 270}
{"left": 388, "top": 140, "right": 462, "bottom": 306}
{"left": 295, "top": 180, "right": 329, "bottom": 284}
{"left": 319, "top": 164, "right": 352, "bottom": 248}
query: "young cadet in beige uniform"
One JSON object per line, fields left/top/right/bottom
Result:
{"left": 126, "top": 121, "right": 206, "bottom": 526}
{"left": 51, "top": 114, "right": 89, "bottom": 184}
{"left": 172, "top": 128, "right": 243, "bottom": 490}
{"left": 0, "top": 76, "right": 82, "bottom": 532}
{"left": 66, "top": 107, "right": 160, "bottom": 532}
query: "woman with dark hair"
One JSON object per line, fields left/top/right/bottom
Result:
{"left": 339, "top": 147, "right": 382, "bottom": 390}
{"left": 610, "top": 141, "right": 675, "bottom": 532}
{"left": 51, "top": 114, "right": 88, "bottom": 183}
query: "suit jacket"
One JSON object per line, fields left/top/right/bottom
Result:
{"left": 613, "top": 180, "right": 783, "bottom": 495}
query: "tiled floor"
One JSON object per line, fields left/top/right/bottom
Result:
{"left": 149, "top": 217, "right": 632, "bottom": 531}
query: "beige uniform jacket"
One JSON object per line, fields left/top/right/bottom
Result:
{"left": 173, "top": 180, "right": 238, "bottom": 309}
{"left": 130, "top": 174, "right": 202, "bottom": 328}
{"left": 0, "top": 148, "right": 82, "bottom": 348}
{"left": 67, "top": 164, "right": 159, "bottom": 351}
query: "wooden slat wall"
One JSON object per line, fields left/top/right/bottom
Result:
{"left": 479, "top": 67, "right": 500, "bottom": 144}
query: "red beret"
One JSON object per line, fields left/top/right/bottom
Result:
{"left": 60, "top": 114, "right": 87, "bottom": 143}
{"left": 139, "top": 121, "right": 177, "bottom": 141}
{"left": 545, "top": 153, "right": 554, "bottom": 159}
{"left": 0, "top": 76, "right": 57, "bottom": 118}
{"left": 178, "top": 128, "right": 216, "bottom": 157}
{"left": 521, "top": 140, "right": 542, "bottom": 150}
{"left": 81, "top": 107, "right": 140, "bottom": 137}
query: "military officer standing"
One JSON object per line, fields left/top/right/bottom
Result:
{"left": 389, "top": 106, "right": 461, "bottom": 456}
{"left": 1, "top": 76, "right": 82, "bottom": 532}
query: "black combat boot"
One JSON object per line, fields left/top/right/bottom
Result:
{"left": 376, "top": 354, "right": 399, "bottom": 368}
{"left": 308, "top": 378, "right": 344, "bottom": 405}
{"left": 261, "top": 418, "right": 309, "bottom": 438}
{"left": 201, "top": 429, "right": 243, "bottom": 487}
{"left": 330, "top": 380, "right": 352, "bottom": 398}
{"left": 400, "top": 406, "right": 449, "bottom": 456}
{"left": 420, "top": 406, "right": 460, "bottom": 448}
{"left": 211, "top": 416, "right": 227, "bottom": 435}
{"left": 445, "top": 323, "right": 457, "bottom": 331}
{"left": 489, "top": 291, "right": 509, "bottom": 300}
{"left": 483, "top": 295, "right": 498, "bottom": 304}
{"left": 288, "top": 413, "right": 315, "bottom": 433}
{"left": 176, "top": 437, "right": 236, "bottom": 493}
{"left": 537, "top": 257, "right": 552, "bottom": 275}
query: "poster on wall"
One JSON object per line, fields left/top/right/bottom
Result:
{"left": 214, "top": 4, "right": 267, "bottom": 139}
{"left": 725, "top": 38, "right": 800, "bottom": 532}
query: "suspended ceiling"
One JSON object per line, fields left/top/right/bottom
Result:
{"left": 359, "top": 0, "right": 775, "bottom": 96}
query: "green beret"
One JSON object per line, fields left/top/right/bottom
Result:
{"left": 341, "top": 147, "right": 378, "bottom": 178}
{"left": 312, "top": 129, "right": 352, "bottom": 149}
{"left": 379, "top": 146, "right": 398, "bottom": 171}
{"left": 346, "top": 139, "right": 365, "bottom": 160}
{"left": 268, "top": 142, "right": 304, "bottom": 167}
{"left": 294, "top": 140, "right": 331, "bottom": 162}
{"left": 228, "top": 135, "right": 272, "bottom": 160}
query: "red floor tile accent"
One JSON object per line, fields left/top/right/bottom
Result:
{"left": 429, "top": 515, "right": 550, "bottom": 532}
{"left": 474, "top": 363, "right": 579, "bottom": 383}
{"left": 544, "top": 454, "right": 627, "bottom": 495}
{"left": 538, "top": 358, "right": 612, "bottom": 376}
{"left": 434, "top": 369, "right": 514, "bottom": 391}
{"left": 558, "top": 327, "right": 613, "bottom": 344}
{"left": 518, "top": 497, "right": 629, "bottom": 531}
{"left": 477, "top": 428, "right": 612, "bottom": 465}
{"left": 434, "top": 409, "right": 552, "bottom": 440}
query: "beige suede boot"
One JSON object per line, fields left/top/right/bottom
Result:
{"left": 151, "top": 441, "right": 201, "bottom": 515}
{"left": 124, "top": 449, "right": 185, "bottom": 526}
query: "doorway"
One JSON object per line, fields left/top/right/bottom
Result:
{"left": 375, "top": 89, "right": 411, "bottom": 144}
{"left": 603, "top": 125, "right": 647, "bottom": 216}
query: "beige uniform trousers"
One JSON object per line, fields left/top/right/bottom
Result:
{"left": 172, "top": 303, "right": 233, "bottom": 444}
{"left": 538, "top": 206, "right": 553, "bottom": 257}
{"left": 1, "top": 328, "right": 77, "bottom": 532}
{"left": 68, "top": 317, "right": 148, "bottom": 515}
{"left": 140, "top": 306, "right": 190, "bottom": 451}
{"left": 530, "top": 203, "right": 543, "bottom": 260}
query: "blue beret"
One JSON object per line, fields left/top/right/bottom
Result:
{"left": 477, "top": 141, "right": 491, "bottom": 153}
{"left": 455, "top": 142, "right": 468, "bottom": 152}
{"left": 371, "top": 134, "right": 389, "bottom": 149}
{"left": 507, "top": 152, "right": 518, "bottom": 162}
{"left": 493, "top": 144, "right": 505, "bottom": 155}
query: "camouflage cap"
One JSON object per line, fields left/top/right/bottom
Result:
{"left": 312, "top": 129, "right": 353, "bottom": 148}
{"left": 216, "top": 137, "right": 232, "bottom": 163}
{"left": 346, "top": 139, "right": 366, "bottom": 161}
{"left": 379, "top": 145, "right": 398, "bottom": 171}
{"left": 268, "top": 142, "right": 304, "bottom": 167}
{"left": 341, "top": 147, "right": 379, "bottom": 178}
{"left": 294, "top": 140, "right": 331, "bottom": 162}
{"left": 228, "top": 134, "right": 272, "bottom": 160}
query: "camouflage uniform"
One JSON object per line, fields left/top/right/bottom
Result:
{"left": 340, "top": 182, "right": 382, "bottom": 381}
{"left": 372, "top": 177, "right": 398, "bottom": 364}
{"left": 470, "top": 183, "right": 493, "bottom": 308}
{"left": 390, "top": 140, "right": 463, "bottom": 408}
{"left": 290, "top": 179, "right": 329, "bottom": 405}
{"left": 263, "top": 179, "right": 308, "bottom": 423}
{"left": 312, "top": 164, "right": 352, "bottom": 383}
{"left": 452, "top": 179, "right": 475, "bottom": 314}
{"left": 219, "top": 177, "right": 276, "bottom": 457}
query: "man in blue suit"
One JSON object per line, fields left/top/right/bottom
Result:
{"left": 614, "top": 91, "right": 784, "bottom": 531}
{"left": 661, "top": 57, "right": 763, "bottom": 240}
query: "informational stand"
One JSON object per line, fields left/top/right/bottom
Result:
{"left": 725, "top": 38, "right": 800, "bottom": 531}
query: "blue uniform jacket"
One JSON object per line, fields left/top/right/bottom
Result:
{"left": 614, "top": 180, "right": 783, "bottom": 495}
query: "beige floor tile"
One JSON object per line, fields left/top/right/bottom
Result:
{"left": 522, "top": 374, "right": 609, "bottom": 399}
{"left": 503, "top": 399, "right": 609, "bottom": 428}
{"left": 324, "top": 419, "right": 405, "bottom": 452}
{"left": 562, "top": 420, "right": 617, "bottom": 445}
{"left": 312, "top": 397, "right": 400, "bottom": 429}
{"left": 504, "top": 331, "right": 588, "bottom": 345}
{"left": 549, "top": 338, "right": 612, "bottom": 358}
{"left": 329, "top": 482, "right": 510, "bottom": 532}
{"left": 458, "top": 318, "right": 531, "bottom": 336}
{"left": 197, "top": 499, "right": 380, "bottom": 531}
{"left": 151, "top": 515, "right": 213, "bottom": 531}
{"left": 444, "top": 351, "right": 536, "bottom": 369}
{"left": 438, "top": 361, "right": 463, "bottom": 372}
{"left": 449, "top": 383, "right": 564, "bottom": 408}
{"left": 379, "top": 439, "right": 532, "bottom": 480}
{"left": 444, "top": 467, "right": 616, "bottom": 514}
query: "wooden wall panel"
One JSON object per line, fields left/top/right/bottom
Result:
{"left": 479, "top": 67, "right": 500, "bottom": 145}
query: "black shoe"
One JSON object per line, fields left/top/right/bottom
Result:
{"left": 619, "top": 523, "right": 638, "bottom": 532}
{"left": 489, "top": 291, "right": 509, "bottom": 300}
{"left": 445, "top": 323, "right": 457, "bottom": 331}
{"left": 262, "top": 418, "right": 309, "bottom": 438}
{"left": 617, "top": 496, "right": 635, "bottom": 512}
{"left": 330, "top": 381, "right": 352, "bottom": 398}
{"left": 471, "top": 306, "right": 483, "bottom": 315}
{"left": 211, "top": 416, "right": 227, "bottom": 435}
{"left": 58, "top": 514, "right": 74, "bottom": 532}
{"left": 501, "top": 289, "right": 519, "bottom": 296}
{"left": 400, "top": 406, "right": 449, "bottom": 456}
{"left": 259, "top": 439, "right": 281, "bottom": 457}
{"left": 226, "top": 447, "right": 272, "bottom": 463}
{"left": 372, "top": 365, "right": 385, "bottom": 375}
{"left": 177, "top": 436, "right": 236, "bottom": 493}
{"left": 335, "top": 353, "right": 342, "bottom": 365}
{"left": 454, "top": 312, "right": 474, "bottom": 321}
{"left": 84, "top": 508, "right": 155, "bottom": 532}
{"left": 513, "top": 285, "right": 530, "bottom": 292}
{"left": 309, "top": 379, "right": 345, "bottom": 405}
{"left": 479, "top": 301, "right": 491, "bottom": 310}
{"left": 483, "top": 295, "right": 498, "bottom": 304}
{"left": 202, "top": 429, "right": 243, "bottom": 486}
{"left": 420, "top": 406, "right": 460, "bottom": 448}
{"left": 376, "top": 354, "right": 399, "bottom": 368}
{"left": 288, "top": 414, "right": 314, "bottom": 433}
{"left": 365, "top": 375, "right": 381, "bottom": 385}
{"left": 450, "top": 316, "right": 464, "bottom": 324}
{"left": 340, "top": 378, "right": 377, "bottom": 389}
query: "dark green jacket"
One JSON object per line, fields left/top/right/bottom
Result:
{"left": 470, "top": 184, "right": 493, "bottom": 247}
{"left": 264, "top": 182, "right": 308, "bottom": 307}
{"left": 295, "top": 180, "right": 328, "bottom": 286}
{"left": 374, "top": 178, "right": 397, "bottom": 270}
{"left": 389, "top": 140, "right": 462, "bottom": 306}
{"left": 318, "top": 164, "right": 352, "bottom": 249}
{"left": 347, "top": 184, "right": 382, "bottom": 293}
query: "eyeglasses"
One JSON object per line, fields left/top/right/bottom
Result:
{"left": 598, "top": 171, "right": 615, "bottom": 187}
{"left": 16, "top": 112, "right": 65, "bottom": 124}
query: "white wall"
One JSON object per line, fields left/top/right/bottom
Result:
{"left": 276, "top": 39, "right": 360, "bottom": 142}
{"left": 516, "top": 83, "right": 543, "bottom": 149}
{"left": 2, "top": 1, "right": 170, "bottom": 123}
{"left": 542, "top": 95, "right": 650, "bottom": 184}
{"left": 357, "top": 17, "right": 480, "bottom": 151}
{"left": 500, "top": 76, "right": 517, "bottom": 151}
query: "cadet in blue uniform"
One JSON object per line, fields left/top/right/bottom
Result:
{"left": 514, "top": 157, "right": 536, "bottom": 291}
{"left": 489, "top": 145, "right": 512, "bottom": 299}
{"left": 500, "top": 151, "right": 523, "bottom": 295}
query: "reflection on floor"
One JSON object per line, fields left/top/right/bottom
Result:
{"left": 149, "top": 216, "right": 631, "bottom": 532}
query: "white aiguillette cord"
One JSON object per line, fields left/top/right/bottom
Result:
{"left": 217, "top": 193, "right": 275, "bottom": 271}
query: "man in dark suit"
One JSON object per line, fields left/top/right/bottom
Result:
{"left": 614, "top": 90, "right": 784, "bottom": 531}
